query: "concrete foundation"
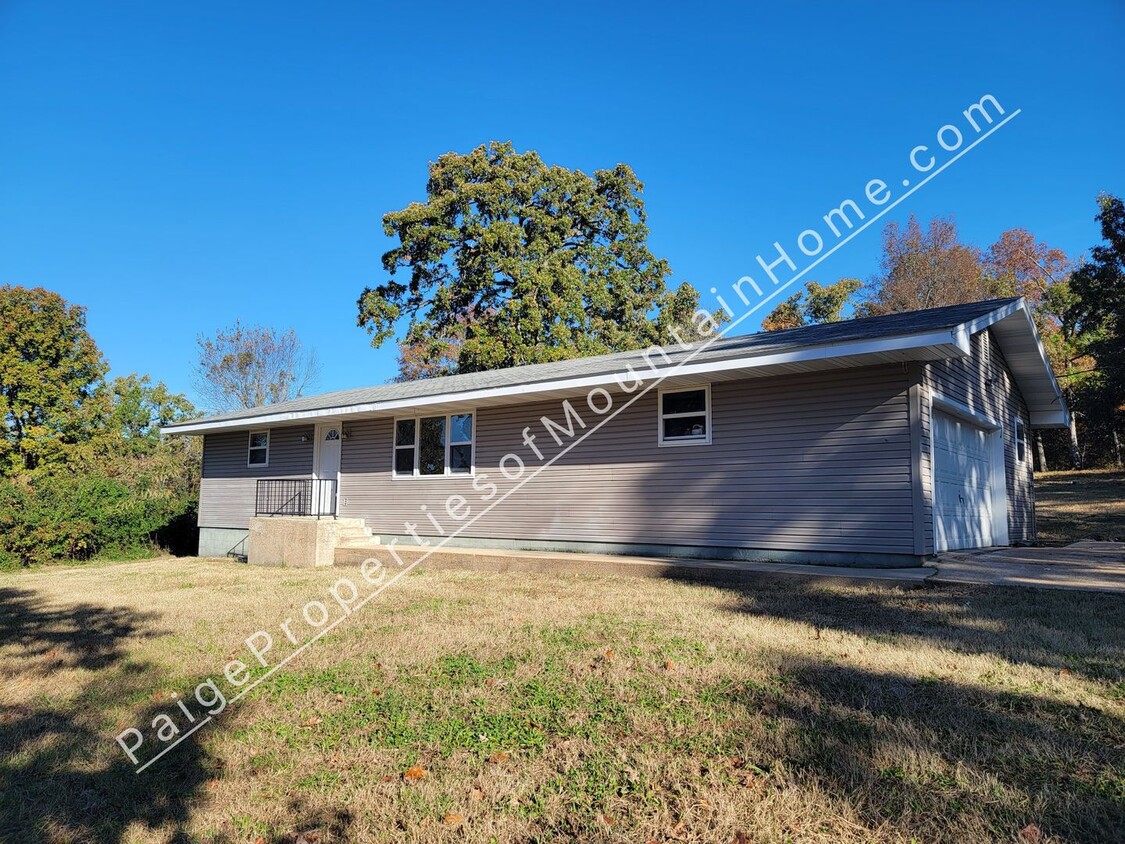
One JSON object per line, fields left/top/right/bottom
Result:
{"left": 371, "top": 533, "right": 927, "bottom": 568}
{"left": 247, "top": 517, "right": 366, "bottom": 567}
{"left": 199, "top": 526, "right": 250, "bottom": 558}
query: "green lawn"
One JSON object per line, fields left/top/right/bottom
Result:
{"left": 2, "top": 556, "right": 1123, "bottom": 843}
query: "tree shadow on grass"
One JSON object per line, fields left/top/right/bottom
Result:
{"left": 713, "top": 653, "right": 1125, "bottom": 842}
{"left": 0, "top": 585, "right": 215, "bottom": 843}
{"left": 665, "top": 574, "right": 1125, "bottom": 684}
{"left": 662, "top": 574, "right": 1125, "bottom": 840}
{"left": 0, "top": 584, "right": 356, "bottom": 843}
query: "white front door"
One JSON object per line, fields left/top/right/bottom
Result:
{"left": 933, "top": 411, "right": 994, "bottom": 551}
{"left": 314, "top": 424, "right": 342, "bottom": 515}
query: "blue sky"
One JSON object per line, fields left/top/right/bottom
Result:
{"left": 1, "top": 1, "right": 1122, "bottom": 407}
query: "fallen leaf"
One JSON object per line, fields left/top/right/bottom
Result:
{"left": 664, "top": 659, "right": 676, "bottom": 671}
{"left": 403, "top": 764, "right": 427, "bottom": 782}
{"left": 488, "top": 751, "right": 510, "bottom": 764}
{"left": 371, "top": 688, "right": 382, "bottom": 696}
{"left": 380, "top": 775, "right": 394, "bottom": 783}
{"left": 603, "top": 648, "right": 614, "bottom": 661}
{"left": 1060, "top": 668, "right": 1071, "bottom": 677}
{"left": 597, "top": 813, "right": 614, "bottom": 826}
{"left": 1019, "top": 823, "right": 1043, "bottom": 843}
{"left": 732, "top": 832, "right": 750, "bottom": 844}
{"left": 469, "top": 787, "right": 484, "bottom": 801}
{"left": 485, "top": 677, "right": 496, "bottom": 686}
{"left": 335, "top": 693, "right": 345, "bottom": 702}
{"left": 299, "top": 717, "right": 323, "bottom": 728}
{"left": 442, "top": 812, "right": 464, "bottom": 827}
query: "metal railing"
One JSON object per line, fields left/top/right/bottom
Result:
{"left": 254, "top": 479, "right": 338, "bottom": 518}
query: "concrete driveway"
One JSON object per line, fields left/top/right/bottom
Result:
{"left": 933, "top": 541, "right": 1125, "bottom": 593}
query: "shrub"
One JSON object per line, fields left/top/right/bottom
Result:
{"left": 0, "top": 470, "right": 196, "bottom": 567}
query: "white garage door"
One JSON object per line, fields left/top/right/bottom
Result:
{"left": 933, "top": 411, "right": 995, "bottom": 552}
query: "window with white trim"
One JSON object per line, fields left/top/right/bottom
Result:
{"left": 394, "top": 412, "right": 474, "bottom": 476}
{"left": 659, "top": 387, "right": 710, "bottom": 445}
{"left": 1014, "top": 418, "right": 1027, "bottom": 463}
{"left": 247, "top": 430, "right": 270, "bottom": 466}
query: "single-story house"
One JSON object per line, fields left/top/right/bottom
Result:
{"left": 163, "top": 297, "right": 1068, "bottom": 568}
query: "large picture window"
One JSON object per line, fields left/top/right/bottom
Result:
{"left": 393, "top": 412, "right": 474, "bottom": 476}
{"left": 247, "top": 430, "right": 270, "bottom": 466}
{"left": 658, "top": 387, "right": 710, "bottom": 446}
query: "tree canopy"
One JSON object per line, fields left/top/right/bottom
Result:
{"left": 861, "top": 215, "right": 997, "bottom": 316}
{"left": 358, "top": 141, "right": 716, "bottom": 377}
{"left": 1069, "top": 194, "right": 1125, "bottom": 403}
{"left": 761, "top": 279, "right": 861, "bottom": 331}
{"left": 193, "top": 321, "right": 321, "bottom": 411}
{"left": 0, "top": 285, "right": 108, "bottom": 473}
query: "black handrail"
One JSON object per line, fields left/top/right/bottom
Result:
{"left": 254, "top": 479, "right": 338, "bottom": 518}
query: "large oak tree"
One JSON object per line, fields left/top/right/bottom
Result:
{"left": 358, "top": 141, "right": 715, "bottom": 377}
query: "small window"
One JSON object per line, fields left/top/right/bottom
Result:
{"left": 1014, "top": 418, "right": 1027, "bottom": 463}
{"left": 659, "top": 387, "right": 710, "bottom": 446}
{"left": 394, "top": 419, "right": 416, "bottom": 475}
{"left": 393, "top": 412, "right": 474, "bottom": 476}
{"left": 449, "top": 413, "right": 473, "bottom": 474}
{"left": 248, "top": 430, "right": 270, "bottom": 466}
{"left": 418, "top": 416, "right": 446, "bottom": 475}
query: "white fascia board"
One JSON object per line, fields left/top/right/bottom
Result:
{"left": 976, "top": 299, "right": 1070, "bottom": 427}
{"left": 162, "top": 327, "right": 966, "bottom": 435}
{"left": 1010, "top": 305, "right": 1070, "bottom": 425}
{"left": 961, "top": 297, "right": 1026, "bottom": 337}
{"left": 1029, "top": 410, "right": 1070, "bottom": 428}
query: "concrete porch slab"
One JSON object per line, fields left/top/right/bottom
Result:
{"left": 334, "top": 543, "right": 935, "bottom": 588}
{"left": 933, "top": 541, "right": 1125, "bottom": 593}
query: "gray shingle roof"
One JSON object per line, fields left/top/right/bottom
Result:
{"left": 167, "top": 298, "right": 1019, "bottom": 428}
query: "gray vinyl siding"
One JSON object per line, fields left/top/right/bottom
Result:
{"left": 198, "top": 425, "right": 315, "bottom": 528}
{"left": 338, "top": 364, "right": 917, "bottom": 556}
{"left": 921, "top": 330, "right": 1034, "bottom": 551}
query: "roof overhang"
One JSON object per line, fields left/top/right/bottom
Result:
{"left": 163, "top": 328, "right": 967, "bottom": 435}
{"left": 956, "top": 298, "right": 1070, "bottom": 429}
{"left": 163, "top": 298, "right": 1069, "bottom": 436}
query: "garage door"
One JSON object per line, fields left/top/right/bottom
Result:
{"left": 933, "top": 411, "right": 994, "bottom": 551}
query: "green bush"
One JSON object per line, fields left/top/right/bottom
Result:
{"left": 0, "top": 471, "right": 196, "bottom": 567}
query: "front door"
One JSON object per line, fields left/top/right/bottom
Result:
{"left": 314, "top": 424, "right": 342, "bottom": 515}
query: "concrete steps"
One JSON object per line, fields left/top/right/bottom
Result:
{"left": 334, "top": 521, "right": 379, "bottom": 548}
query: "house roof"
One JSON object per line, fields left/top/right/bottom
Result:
{"left": 164, "top": 297, "right": 1069, "bottom": 434}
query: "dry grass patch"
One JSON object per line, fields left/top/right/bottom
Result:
{"left": 1037, "top": 469, "right": 1125, "bottom": 544}
{"left": 1, "top": 557, "right": 1123, "bottom": 843}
